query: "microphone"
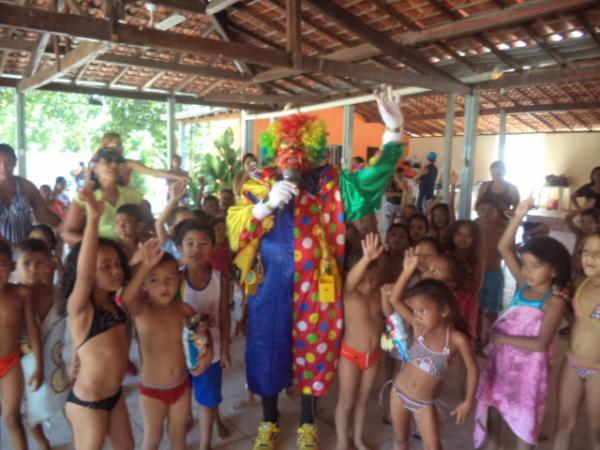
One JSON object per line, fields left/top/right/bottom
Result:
{"left": 280, "top": 169, "right": 301, "bottom": 210}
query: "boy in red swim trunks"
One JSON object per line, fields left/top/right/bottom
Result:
{"left": 121, "top": 239, "right": 212, "bottom": 450}
{"left": 335, "top": 233, "right": 385, "bottom": 450}
{"left": 0, "top": 240, "right": 42, "bottom": 450}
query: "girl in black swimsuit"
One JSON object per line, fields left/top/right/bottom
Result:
{"left": 62, "top": 184, "right": 134, "bottom": 450}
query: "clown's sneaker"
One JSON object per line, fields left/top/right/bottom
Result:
{"left": 252, "top": 421, "right": 279, "bottom": 450}
{"left": 297, "top": 423, "right": 319, "bottom": 449}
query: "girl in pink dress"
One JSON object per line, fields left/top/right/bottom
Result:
{"left": 474, "top": 198, "right": 571, "bottom": 449}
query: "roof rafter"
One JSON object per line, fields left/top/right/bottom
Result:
{"left": 255, "top": 0, "right": 592, "bottom": 83}
{"left": 302, "top": 0, "right": 464, "bottom": 87}
{"left": 17, "top": 41, "right": 110, "bottom": 92}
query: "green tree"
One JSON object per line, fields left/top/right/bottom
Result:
{"left": 192, "top": 127, "right": 241, "bottom": 198}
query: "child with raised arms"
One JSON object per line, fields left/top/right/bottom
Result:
{"left": 383, "top": 274, "right": 478, "bottom": 450}
{"left": 62, "top": 183, "right": 134, "bottom": 450}
{"left": 475, "top": 198, "right": 571, "bottom": 450}
{"left": 335, "top": 233, "right": 385, "bottom": 450}
{"left": 121, "top": 240, "right": 212, "bottom": 450}
{"left": 0, "top": 240, "right": 42, "bottom": 450}
{"left": 175, "top": 219, "right": 231, "bottom": 450}
{"left": 552, "top": 230, "right": 600, "bottom": 450}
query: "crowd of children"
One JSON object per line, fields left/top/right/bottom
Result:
{"left": 1, "top": 127, "right": 599, "bottom": 450}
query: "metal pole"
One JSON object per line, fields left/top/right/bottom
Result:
{"left": 16, "top": 92, "right": 26, "bottom": 177}
{"left": 459, "top": 90, "right": 480, "bottom": 219}
{"left": 442, "top": 93, "right": 456, "bottom": 202}
{"left": 167, "top": 96, "right": 176, "bottom": 162}
{"left": 498, "top": 109, "right": 507, "bottom": 162}
{"left": 343, "top": 104, "right": 354, "bottom": 170}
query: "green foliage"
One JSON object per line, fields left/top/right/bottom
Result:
{"left": 193, "top": 127, "right": 241, "bottom": 197}
{"left": 0, "top": 89, "right": 16, "bottom": 144}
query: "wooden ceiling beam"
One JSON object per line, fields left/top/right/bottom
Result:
{"left": 208, "top": 13, "right": 254, "bottom": 76}
{"left": 287, "top": 0, "right": 302, "bottom": 69}
{"left": 478, "top": 62, "right": 600, "bottom": 89}
{"left": 256, "top": 0, "right": 592, "bottom": 83}
{"left": 109, "top": 67, "right": 129, "bottom": 88}
{"left": 303, "top": 0, "right": 464, "bottom": 87}
{"left": 0, "top": 51, "right": 8, "bottom": 76}
{"left": 174, "top": 75, "right": 197, "bottom": 92}
{"left": 26, "top": 33, "right": 51, "bottom": 76}
{"left": 0, "top": 76, "right": 273, "bottom": 110}
{"left": 579, "top": 13, "right": 600, "bottom": 50}
{"left": 17, "top": 41, "right": 110, "bottom": 92}
{"left": 521, "top": 23, "right": 565, "bottom": 65}
{"left": 148, "top": 0, "right": 206, "bottom": 15}
{"left": 205, "top": 0, "right": 242, "bottom": 15}
{"left": 405, "top": 101, "right": 600, "bottom": 121}
{"left": 141, "top": 71, "right": 164, "bottom": 90}
{"left": 97, "top": 54, "right": 250, "bottom": 81}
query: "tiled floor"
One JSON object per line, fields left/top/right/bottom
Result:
{"left": 2, "top": 325, "right": 592, "bottom": 450}
{"left": 1, "top": 230, "right": 593, "bottom": 449}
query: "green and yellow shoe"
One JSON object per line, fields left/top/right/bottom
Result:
{"left": 297, "top": 423, "right": 319, "bottom": 450}
{"left": 252, "top": 421, "right": 280, "bottom": 450}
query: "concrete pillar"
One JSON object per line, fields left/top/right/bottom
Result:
{"left": 16, "top": 92, "right": 26, "bottom": 177}
{"left": 459, "top": 90, "right": 480, "bottom": 219}
{"left": 167, "top": 96, "right": 176, "bottom": 161}
{"left": 442, "top": 93, "right": 456, "bottom": 203}
{"left": 498, "top": 109, "right": 507, "bottom": 162}
{"left": 342, "top": 104, "right": 354, "bottom": 170}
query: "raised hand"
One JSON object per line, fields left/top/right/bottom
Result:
{"left": 139, "top": 238, "right": 164, "bottom": 269}
{"left": 450, "top": 170, "right": 459, "bottom": 187}
{"left": 170, "top": 180, "right": 188, "bottom": 202}
{"left": 380, "top": 284, "right": 393, "bottom": 301}
{"left": 375, "top": 85, "right": 404, "bottom": 131}
{"left": 403, "top": 247, "right": 419, "bottom": 273}
{"left": 514, "top": 197, "right": 535, "bottom": 218}
{"left": 361, "top": 232, "right": 384, "bottom": 262}
{"left": 78, "top": 182, "right": 104, "bottom": 219}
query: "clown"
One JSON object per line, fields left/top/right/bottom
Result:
{"left": 227, "top": 86, "right": 405, "bottom": 449}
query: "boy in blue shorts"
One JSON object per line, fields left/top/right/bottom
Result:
{"left": 174, "top": 219, "right": 231, "bottom": 450}
{"left": 475, "top": 198, "right": 506, "bottom": 352}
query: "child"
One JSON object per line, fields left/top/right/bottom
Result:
{"left": 17, "top": 238, "right": 70, "bottom": 450}
{"left": 156, "top": 180, "right": 197, "bottom": 261}
{"left": 62, "top": 184, "right": 134, "bottom": 450}
{"left": 175, "top": 219, "right": 231, "bottom": 450}
{"left": 407, "top": 213, "right": 429, "bottom": 244}
{"left": 412, "top": 237, "right": 443, "bottom": 282}
{"left": 552, "top": 231, "right": 600, "bottom": 449}
{"left": 475, "top": 199, "right": 506, "bottom": 349}
{"left": 28, "top": 224, "right": 63, "bottom": 284}
{"left": 565, "top": 201, "right": 600, "bottom": 276}
{"left": 121, "top": 241, "right": 211, "bottom": 450}
{"left": 202, "top": 195, "right": 220, "bottom": 218}
{"left": 0, "top": 240, "right": 42, "bottom": 450}
{"left": 446, "top": 220, "right": 484, "bottom": 340}
{"left": 474, "top": 198, "right": 571, "bottom": 450}
{"left": 115, "top": 203, "right": 144, "bottom": 263}
{"left": 383, "top": 276, "right": 478, "bottom": 450}
{"left": 210, "top": 217, "right": 233, "bottom": 277}
{"left": 379, "top": 223, "right": 410, "bottom": 285}
{"left": 335, "top": 233, "right": 385, "bottom": 450}
{"left": 429, "top": 203, "right": 453, "bottom": 243}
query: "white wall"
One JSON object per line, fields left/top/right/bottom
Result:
{"left": 409, "top": 132, "right": 600, "bottom": 197}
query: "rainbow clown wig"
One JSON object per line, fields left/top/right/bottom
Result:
{"left": 259, "top": 114, "right": 328, "bottom": 167}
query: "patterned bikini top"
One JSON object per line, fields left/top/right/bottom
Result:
{"left": 408, "top": 327, "right": 451, "bottom": 379}
{"left": 573, "top": 278, "right": 600, "bottom": 324}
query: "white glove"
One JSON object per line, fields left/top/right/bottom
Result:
{"left": 252, "top": 181, "right": 298, "bottom": 220}
{"left": 375, "top": 85, "right": 404, "bottom": 136}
